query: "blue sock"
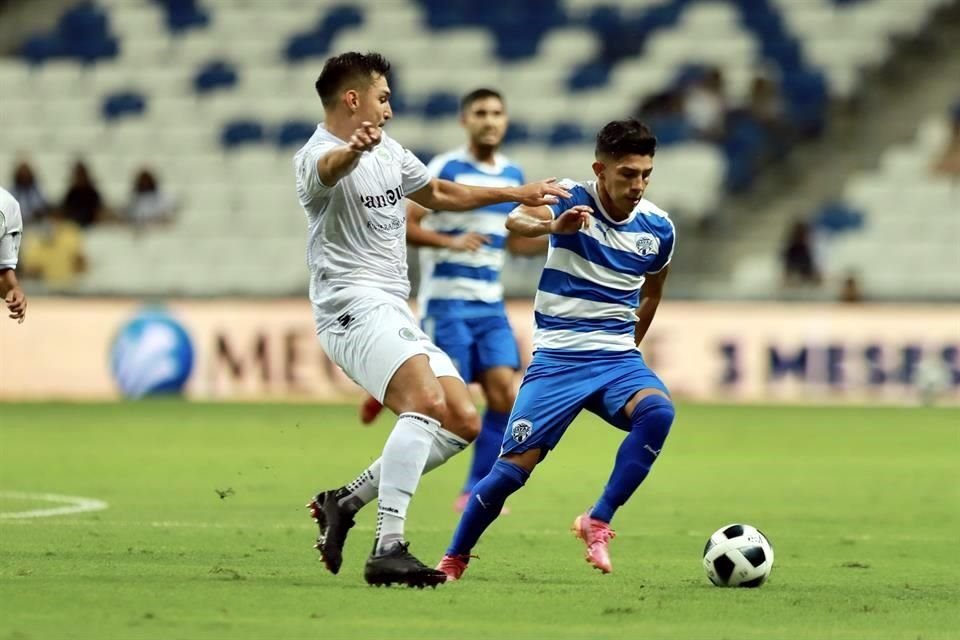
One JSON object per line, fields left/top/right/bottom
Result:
{"left": 463, "top": 409, "right": 509, "bottom": 493}
{"left": 447, "top": 459, "right": 529, "bottom": 556}
{"left": 591, "top": 395, "right": 675, "bottom": 524}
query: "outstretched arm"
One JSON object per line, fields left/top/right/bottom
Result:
{"left": 505, "top": 203, "right": 593, "bottom": 237}
{"left": 634, "top": 266, "right": 669, "bottom": 346}
{"left": 505, "top": 232, "right": 549, "bottom": 256}
{"left": 408, "top": 178, "right": 571, "bottom": 213}
{"left": 315, "top": 122, "right": 382, "bottom": 188}
{"left": 405, "top": 200, "right": 489, "bottom": 251}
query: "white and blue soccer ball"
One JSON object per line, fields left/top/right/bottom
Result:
{"left": 702, "top": 523, "right": 774, "bottom": 588}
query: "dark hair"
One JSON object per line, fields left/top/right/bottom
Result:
{"left": 461, "top": 87, "right": 504, "bottom": 111}
{"left": 315, "top": 52, "right": 391, "bottom": 107}
{"left": 595, "top": 119, "right": 657, "bottom": 158}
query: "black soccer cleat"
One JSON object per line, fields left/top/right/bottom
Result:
{"left": 306, "top": 490, "right": 355, "bottom": 575}
{"left": 364, "top": 542, "right": 448, "bottom": 589}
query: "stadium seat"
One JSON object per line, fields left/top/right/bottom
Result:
{"left": 3, "top": 0, "right": 950, "bottom": 296}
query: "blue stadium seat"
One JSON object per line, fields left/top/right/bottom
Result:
{"left": 547, "top": 123, "right": 587, "bottom": 147}
{"left": 722, "top": 115, "right": 768, "bottom": 191}
{"left": 276, "top": 121, "right": 318, "bottom": 148}
{"left": 781, "top": 71, "right": 829, "bottom": 137}
{"left": 503, "top": 122, "right": 532, "bottom": 144}
{"left": 815, "top": 202, "right": 865, "bottom": 234}
{"left": 20, "top": 1, "right": 118, "bottom": 64}
{"left": 221, "top": 120, "right": 266, "bottom": 148}
{"left": 284, "top": 5, "right": 363, "bottom": 62}
{"left": 567, "top": 61, "right": 611, "bottom": 92}
{"left": 412, "top": 149, "right": 436, "bottom": 165}
{"left": 193, "top": 61, "right": 239, "bottom": 95}
{"left": 102, "top": 92, "right": 147, "bottom": 121}
{"left": 650, "top": 116, "right": 692, "bottom": 146}
{"left": 422, "top": 92, "right": 460, "bottom": 120}
{"left": 152, "top": 0, "right": 210, "bottom": 34}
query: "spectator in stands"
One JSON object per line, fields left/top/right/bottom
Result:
{"left": 19, "top": 205, "right": 87, "bottom": 288}
{"left": 10, "top": 161, "right": 49, "bottom": 225}
{"left": 746, "top": 72, "right": 795, "bottom": 159}
{"left": 931, "top": 102, "right": 960, "bottom": 177}
{"left": 62, "top": 161, "right": 107, "bottom": 228}
{"left": 838, "top": 273, "right": 864, "bottom": 303}
{"left": 126, "top": 168, "right": 176, "bottom": 228}
{"left": 780, "top": 219, "right": 821, "bottom": 287}
{"left": 683, "top": 66, "right": 727, "bottom": 142}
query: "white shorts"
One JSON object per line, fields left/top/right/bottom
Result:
{"left": 318, "top": 300, "right": 462, "bottom": 402}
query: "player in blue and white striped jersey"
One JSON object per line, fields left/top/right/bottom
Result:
{"left": 361, "top": 89, "right": 544, "bottom": 512}
{"left": 438, "top": 119, "right": 677, "bottom": 580}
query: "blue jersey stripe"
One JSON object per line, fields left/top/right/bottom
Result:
{"left": 551, "top": 231, "right": 645, "bottom": 275}
{"left": 435, "top": 229, "right": 507, "bottom": 249}
{"left": 425, "top": 299, "right": 505, "bottom": 317}
{"left": 534, "top": 311, "right": 635, "bottom": 334}
{"left": 432, "top": 262, "right": 500, "bottom": 281}
{"left": 538, "top": 268, "right": 640, "bottom": 307}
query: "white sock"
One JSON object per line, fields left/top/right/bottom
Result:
{"left": 337, "top": 426, "right": 468, "bottom": 513}
{"left": 425, "top": 426, "right": 469, "bottom": 472}
{"left": 375, "top": 412, "right": 439, "bottom": 554}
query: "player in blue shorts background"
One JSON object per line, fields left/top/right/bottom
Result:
{"left": 360, "top": 88, "right": 543, "bottom": 512}
{"left": 436, "top": 118, "right": 677, "bottom": 580}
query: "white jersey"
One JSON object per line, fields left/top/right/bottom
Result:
{"left": 293, "top": 125, "right": 432, "bottom": 331}
{"left": 0, "top": 186, "right": 24, "bottom": 270}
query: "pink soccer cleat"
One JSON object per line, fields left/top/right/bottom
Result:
{"left": 359, "top": 395, "right": 384, "bottom": 425}
{"left": 572, "top": 512, "right": 616, "bottom": 574}
{"left": 436, "top": 554, "right": 472, "bottom": 582}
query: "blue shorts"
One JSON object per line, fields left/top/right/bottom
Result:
{"left": 502, "top": 349, "right": 669, "bottom": 457}
{"left": 422, "top": 313, "right": 521, "bottom": 384}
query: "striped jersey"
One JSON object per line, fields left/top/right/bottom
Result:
{"left": 417, "top": 148, "right": 524, "bottom": 319}
{"left": 534, "top": 179, "right": 676, "bottom": 353}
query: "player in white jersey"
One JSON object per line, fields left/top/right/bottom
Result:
{"left": 437, "top": 119, "right": 677, "bottom": 581}
{"left": 0, "top": 186, "right": 27, "bottom": 323}
{"left": 358, "top": 88, "right": 545, "bottom": 513}
{"left": 293, "top": 52, "right": 570, "bottom": 587}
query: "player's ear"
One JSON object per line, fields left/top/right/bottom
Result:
{"left": 344, "top": 89, "right": 360, "bottom": 113}
{"left": 591, "top": 160, "right": 605, "bottom": 179}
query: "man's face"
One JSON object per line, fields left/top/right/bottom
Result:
{"left": 461, "top": 96, "right": 507, "bottom": 149}
{"left": 354, "top": 73, "right": 392, "bottom": 127}
{"left": 593, "top": 154, "right": 654, "bottom": 214}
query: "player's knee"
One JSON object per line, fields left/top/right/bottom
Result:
{"left": 632, "top": 394, "right": 675, "bottom": 451}
{"left": 485, "top": 384, "right": 515, "bottom": 413}
{"left": 443, "top": 400, "right": 481, "bottom": 442}
{"left": 405, "top": 387, "right": 447, "bottom": 422}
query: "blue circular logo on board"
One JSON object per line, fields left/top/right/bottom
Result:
{"left": 110, "top": 309, "right": 194, "bottom": 398}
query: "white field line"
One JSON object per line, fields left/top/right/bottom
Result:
{"left": 0, "top": 491, "right": 109, "bottom": 519}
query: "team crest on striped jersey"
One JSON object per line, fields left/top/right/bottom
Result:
{"left": 635, "top": 233, "right": 659, "bottom": 256}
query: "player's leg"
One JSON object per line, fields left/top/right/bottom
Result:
{"left": 453, "top": 364, "right": 515, "bottom": 512}
{"left": 458, "top": 314, "right": 521, "bottom": 508}
{"left": 357, "top": 314, "right": 473, "bottom": 426}
{"left": 310, "top": 304, "right": 469, "bottom": 584}
{"left": 438, "top": 356, "right": 587, "bottom": 580}
{"left": 575, "top": 355, "right": 675, "bottom": 573}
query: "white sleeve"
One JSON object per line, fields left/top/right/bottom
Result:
{"left": 0, "top": 204, "right": 23, "bottom": 269}
{"left": 295, "top": 140, "right": 340, "bottom": 199}
{"left": 400, "top": 147, "right": 433, "bottom": 196}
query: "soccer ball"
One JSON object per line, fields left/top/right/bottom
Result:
{"left": 702, "top": 524, "right": 774, "bottom": 587}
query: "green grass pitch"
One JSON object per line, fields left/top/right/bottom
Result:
{"left": 1, "top": 402, "right": 957, "bottom": 639}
